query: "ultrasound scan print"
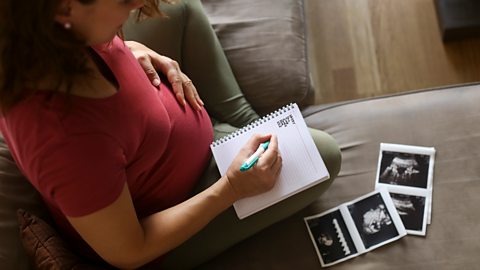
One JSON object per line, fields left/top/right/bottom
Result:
{"left": 379, "top": 151, "right": 430, "bottom": 188}
{"left": 390, "top": 193, "right": 426, "bottom": 232}
{"left": 348, "top": 193, "right": 399, "bottom": 249}
{"left": 306, "top": 210, "right": 357, "bottom": 265}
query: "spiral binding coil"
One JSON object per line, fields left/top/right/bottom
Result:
{"left": 210, "top": 103, "right": 296, "bottom": 148}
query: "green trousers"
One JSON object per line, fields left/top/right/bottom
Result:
{"left": 124, "top": 1, "right": 342, "bottom": 269}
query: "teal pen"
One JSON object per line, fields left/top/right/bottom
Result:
{"left": 240, "top": 141, "right": 270, "bottom": 171}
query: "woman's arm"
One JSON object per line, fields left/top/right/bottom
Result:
{"left": 67, "top": 134, "right": 281, "bottom": 269}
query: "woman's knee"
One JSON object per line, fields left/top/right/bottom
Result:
{"left": 308, "top": 128, "right": 342, "bottom": 180}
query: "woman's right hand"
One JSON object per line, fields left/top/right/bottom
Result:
{"left": 225, "top": 134, "right": 282, "bottom": 200}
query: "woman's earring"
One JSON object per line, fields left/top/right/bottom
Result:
{"left": 64, "top": 22, "right": 72, "bottom": 29}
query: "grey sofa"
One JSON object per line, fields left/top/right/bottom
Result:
{"left": 1, "top": 0, "right": 479, "bottom": 269}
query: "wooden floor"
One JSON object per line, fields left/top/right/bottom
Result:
{"left": 305, "top": 0, "right": 480, "bottom": 104}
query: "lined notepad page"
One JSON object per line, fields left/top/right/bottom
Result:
{"left": 211, "top": 103, "right": 330, "bottom": 219}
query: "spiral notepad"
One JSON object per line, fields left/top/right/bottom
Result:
{"left": 211, "top": 103, "right": 330, "bottom": 219}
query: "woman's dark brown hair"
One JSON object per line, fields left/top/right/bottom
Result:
{"left": 0, "top": 0, "right": 173, "bottom": 112}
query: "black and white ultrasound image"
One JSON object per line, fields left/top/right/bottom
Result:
{"left": 347, "top": 193, "right": 399, "bottom": 249}
{"left": 390, "top": 193, "right": 426, "bottom": 231}
{"left": 306, "top": 210, "right": 357, "bottom": 265}
{"left": 379, "top": 151, "right": 430, "bottom": 188}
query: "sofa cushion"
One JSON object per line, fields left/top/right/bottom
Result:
{"left": 202, "top": 0, "right": 314, "bottom": 115}
{"left": 0, "top": 137, "right": 49, "bottom": 270}
{"left": 198, "top": 83, "right": 480, "bottom": 269}
{"left": 16, "top": 209, "right": 105, "bottom": 270}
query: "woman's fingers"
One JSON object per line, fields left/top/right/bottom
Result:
{"left": 257, "top": 134, "right": 279, "bottom": 168}
{"left": 126, "top": 40, "right": 204, "bottom": 110}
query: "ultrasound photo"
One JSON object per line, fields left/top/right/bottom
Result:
{"left": 347, "top": 193, "right": 399, "bottom": 249}
{"left": 390, "top": 193, "right": 426, "bottom": 234}
{"left": 378, "top": 151, "right": 431, "bottom": 188}
{"left": 305, "top": 210, "right": 357, "bottom": 266}
{"left": 305, "top": 190, "right": 407, "bottom": 267}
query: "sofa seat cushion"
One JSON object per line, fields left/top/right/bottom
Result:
{"left": 301, "top": 83, "right": 480, "bottom": 269}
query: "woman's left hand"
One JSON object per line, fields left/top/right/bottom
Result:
{"left": 125, "top": 40, "right": 204, "bottom": 111}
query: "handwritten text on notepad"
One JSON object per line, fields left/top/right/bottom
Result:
{"left": 277, "top": 114, "right": 295, "bottom": 128}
